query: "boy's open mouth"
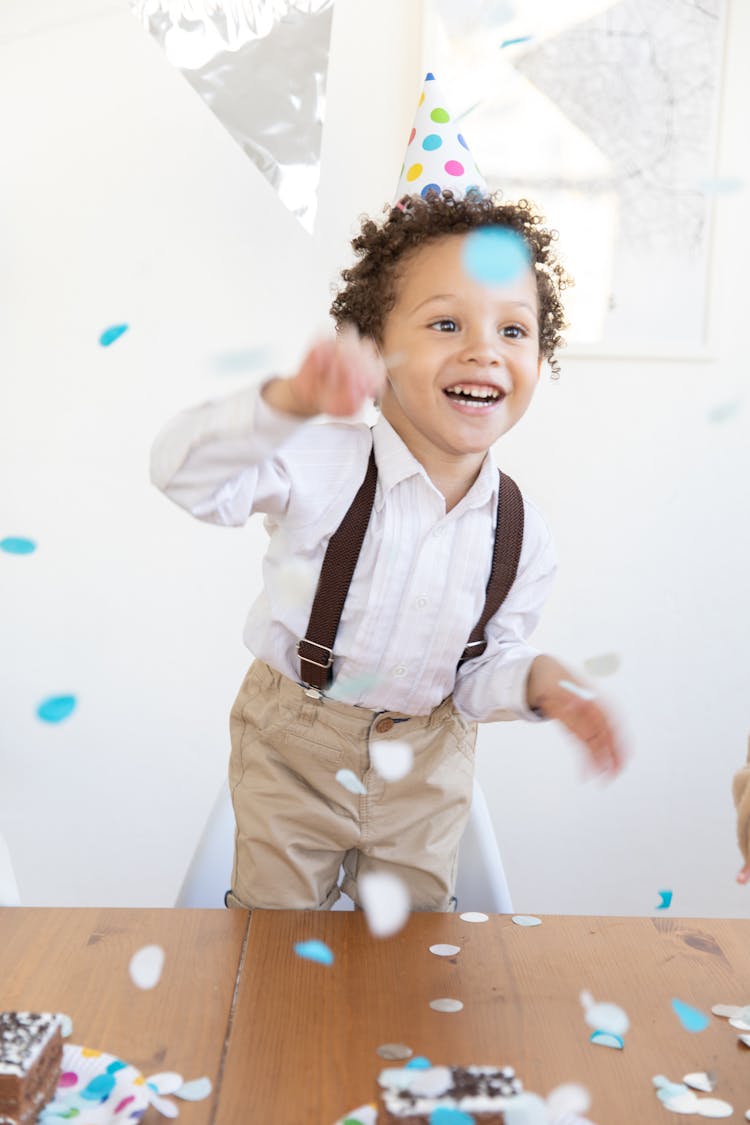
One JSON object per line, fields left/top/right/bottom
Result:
{"left": 443, "top": 382, "right": 506, "bottom": 410}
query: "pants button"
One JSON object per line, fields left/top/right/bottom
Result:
{"left": 375, "top": 717, "right": 394, "bottom": 734}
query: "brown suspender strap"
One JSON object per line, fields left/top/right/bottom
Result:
{"left": 458, "top": 470, "right": 525, "bottom": 665}
{"left": 298, "top": 458, "right": 525, "bottom": 689}
{"left": 297, "top": 447, "right": 378, "bottom": 690}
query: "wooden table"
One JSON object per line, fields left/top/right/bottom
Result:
{"left": 2, "top": 909, "right": 749, "bottom": 1125}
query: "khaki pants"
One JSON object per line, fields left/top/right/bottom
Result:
{"left": 227, "top": 660, "right": 477, "bottom": 911}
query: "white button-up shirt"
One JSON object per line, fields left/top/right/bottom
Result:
{"left": 150, "top": 383, "right": 557, "bottom": 722}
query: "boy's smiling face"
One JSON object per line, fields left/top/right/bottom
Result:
{"left": 379, "top": 232, "right": 543, "bottom": 468}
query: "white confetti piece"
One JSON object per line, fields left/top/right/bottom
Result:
{"left": 148, "top": 1092, "right": 179, "bottom": 1118}
{"left": 512, "top": 915, "right": 542, "bottom": 927}
{"left": 684, "top": 1073, "right": 716, "bottom": 1093}
{"left": 695, "top": 1099, "right": 733, "bottom": 1118}
{"left": 547, "top": 1083, "right": 591, "bottom": 1117}
{"left": 738, "top": 1034, "right": 750, "bottom": 1047}
{"left": 129, "top": 944, "right": 165, "bottom": 990}
{"left": 147, "top": 1072, "right": 184, "bottom": 1096}
{"left": 404, "top": 1067, "right": 453, "bottom": 1096}
{"left": 728, "top": 1016, "right": 750, "bottom": 1031}
{"left": 664, "top": 1091, "right": 701, "bottom": 1114}
{"left": 582, "top": 652, "right": 620, "bottom": 677}
{"left": 580, "top": 992, "right": 629, "bottom": 1036}
{"left": 376, "top": 1043, "right": 412, "bottom": 1060}
{"left": 460, "top": 911, "right": 488, "bottom": 923}
{"left": 711, "top": 1004, "right": 743, "bottom": 1018}
{"left": 429, "top": 943, "right": 461, "bottom": 957}
{"left": 175, "top": 1077, "right": 212, "bottom": 1101}
{"left": 558, "top": 680, "right": 597, "bottom": 702}
{"left": 429, "top": 997, "right": 464, "bottom": 1013}
{"left": 371, "top": 740, "right": 413, "bottom": 782}
{"left": 58, "top": 1013, "right": 73, "bottom": 1038}
{"left": 502, "top": 1091, "right": 550, "bottom": 1123}
{"left": 427, "top": 999, "right": 463, "bottom": 1017}
{"left": 335, "top": 769, "right": 366, "bottom": 795}
{"left": 359, "top": 871, "right": 410, "bottom": 938}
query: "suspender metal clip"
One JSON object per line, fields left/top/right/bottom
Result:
{"left": 296, "top": 638, "right": 334, "bottom": 670}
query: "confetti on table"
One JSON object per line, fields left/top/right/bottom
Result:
{"left": 0, "top": 537, "right": 36, "bottom": 555}
{"left": 147, "top": 1072, "right": 183, "bottom": 1095}
{"left": 461, "top": 227, "right": 530, "bottom": 286}
{"left": 406, "top": 1057, "right": 432, "bottom": 1069}
{"left": 175, "top": 1076, "right": 212, "bottom": 1101}
{"left": 429, "top": 1108, "right": 475, "bottom": 1124}
{"left": 512, "top": 915, "right": 541, "bottom": 927}
{"left": 371, "top": 740, "right": 413, "bottom": 782}
{"left": 58, "top": 1014, "right": 73, "bottom": 1038}
{"left": 656, "top": 889, "right": 673, "bottom": 910}
{"left": 99, "top": 324, "right": 128, "bottom": 347}
{"left": 128, "top": 944, "right": 165, "bottom": 989}
{"left": 672, "top": 998, "right": 709, "bottom": 1033}
{"left": 728, "top": 1015, "right": 750, "bottom": 1031}
{"left": 376, "top": 1043, "right": 412, "bottom": 1060}
{"left": 546, "top": 1084, "right": 590, "bottom": 1117}
{"left": 294, "top": 939, "right": 334, "bottom": 965}
{"left": 336, "top": 769, "right": 367, "bottom": 795}
{"left": 429, "top": 943, "right": 461, "bottom": 957}
{"left": 501, "top": 1091, "right": 549, "bottom": 1123}
{"left": 739, "top": 1034, "right": 750, "bottom": 1047}
{"left": 711, "top": 1004, "right": 743, "bottom": 1018}
{"left": 359, "top": 871, "right": 410, "bottom": 938}
{"left": 580, "top": 991, "right": 629, "bottom": 1036}
{"left": 582, "top": 652, "right": 620, "bottom": 677}
{"left": 684, "top": 1073, "right": 716, "bottom": 1093}
{"left": 460, "top": 912, "right": 488, "bottom": 923}
{"left": 429, "top": 998, "right": 464, "bottom": 1013}
{"left": 589, "top": 1030, "right": 624, "bottom": 1049}
{"left": 36, "top": 695, "right": 77, "bottom": 724}
{"left": 558, "top": 680, "right": 597, "bottom": 702}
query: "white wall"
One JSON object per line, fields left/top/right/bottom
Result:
{"left": 1, "top": 0, "right": 748, "bottom": 917}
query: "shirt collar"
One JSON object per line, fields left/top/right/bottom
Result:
{"left": 371, "top": 413, "right": 499, "bottom": 515}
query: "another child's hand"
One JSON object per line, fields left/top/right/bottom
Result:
{"left": 264, "top": 327, "right": 386, "bottom": 418}
{"left": 526, "top": 654, "right": 627, "bottom": 780}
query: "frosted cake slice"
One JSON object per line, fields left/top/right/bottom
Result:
{"left": 0, "top": 1012, "right": 63, "bottom": 1125}
{"left": 377, "top": 1064, "right": 523, "bottom": 1122}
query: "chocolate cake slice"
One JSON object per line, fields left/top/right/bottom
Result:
{"left": 377, "top": 1064, "right": 523, "bottom": 1122}
{"left": 0, "top": 1013, "right": 63, "bottom": 1125}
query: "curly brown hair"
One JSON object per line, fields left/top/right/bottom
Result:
{"left": 330, "top": 189, "right": 573, "bottom": 377}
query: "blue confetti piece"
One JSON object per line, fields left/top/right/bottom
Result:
{"left": 1, "top": 537, "right": 36, "bottom": 555}
{"left": 36, "top": 695, "right": 77, "bottom": 724}
{"left": 462, "top": 227, "right": 531, "bottom": 286}
{"left": 294, "top": 939, "right": 334, "bottom": 966}
{"left": 99, "top": 324, "right": 128, "bottom": 347}
{"left": 430, "top": 1110, "right": 476, "bottom": 1125}
{"left": 80, "top": 1073, "right": 116, "bottom": 1101}
{"left": 656, "top": 889, "right": 672, "bottom": 910}
{"left": 500, "top": 35, "right": 533, "bottom": 48}
{"left": 672, "top": 998, "right": 709, "bottom": 1033}
{"left": 105, "top": 1059, "right": 127, "bottom": 1074}
{"left": 405, "top": 1056, "right": 432, "bottom": 1069}
{"left": 589, "top": 1030, "right": 624, "bottom": 1049}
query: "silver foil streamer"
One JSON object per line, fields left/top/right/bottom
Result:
{"left": 130, "top": 0, "right": 335, "bottom": 232}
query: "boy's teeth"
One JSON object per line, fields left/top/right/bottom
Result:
{"left": 446, "top": 384, "right": 501, "bottom": 400}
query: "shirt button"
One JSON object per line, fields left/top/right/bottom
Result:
{"left": 375, "top": 717, "right": 394, "bottom": 733}
{"left": 393, "top": 665, "right": 407, "bottom": 678}
{"left": 415, "top": 595, "right": 428, "bottom": 610}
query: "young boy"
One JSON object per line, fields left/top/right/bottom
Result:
{"left": 150, "top": 79, "right": 625, "bottom": 912}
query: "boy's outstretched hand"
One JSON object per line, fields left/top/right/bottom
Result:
{"left": 263, "top": 326, "right": 387, "bottom": 419}
{"left": 526, "top": 654, "right": 627, "bottom": 780}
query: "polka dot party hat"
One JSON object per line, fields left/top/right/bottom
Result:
{"left": 393, "top": 72, "right": 487, "bottom": 202}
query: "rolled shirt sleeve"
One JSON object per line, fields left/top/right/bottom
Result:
{"left": 452, "top": 498, "right": 558, "bottom": 724}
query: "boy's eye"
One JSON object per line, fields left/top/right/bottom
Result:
{"left": 502, "top": 324, "right": 527, "bottom": 339}
{"left": 429, "top": 318, "right": 458, "bottom": 332}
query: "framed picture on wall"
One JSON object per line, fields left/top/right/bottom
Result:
{"left": 426, "top": 0, "right": 729, "bottom": 359}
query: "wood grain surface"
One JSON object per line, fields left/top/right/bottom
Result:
{"left": 216, "top": 910, "right": 750, "bottom": 1125}
{"left": 0, "top": 908, "right": 249, "bottom": 1124}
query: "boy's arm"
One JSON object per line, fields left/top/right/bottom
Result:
{"left": 150, "top": 331, "right": 385, "bottom": 526}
